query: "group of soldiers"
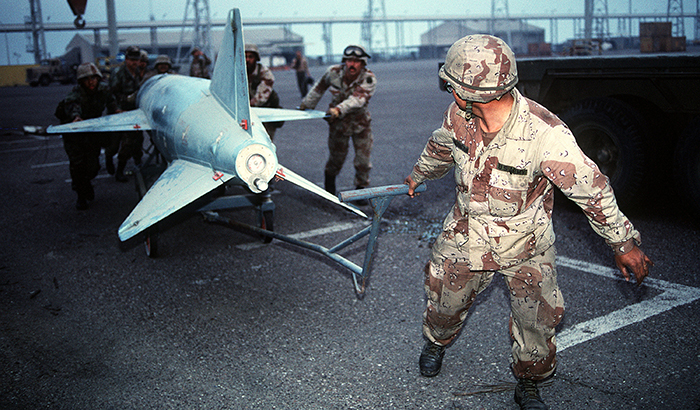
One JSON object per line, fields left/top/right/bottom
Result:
{"left": 57, "top": 40, "right": 376, "bottom": 211}
{"left": 54, "top": 35, "right": 654, "bottom": 410}
{"left": 55, "top": 46, "right": 207, "bottom": 210}
{"left": 245, "top": 43, "right": 377, "bottom": 200}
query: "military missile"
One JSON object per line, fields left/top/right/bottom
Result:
{"left": 47, "top": 8, "right": 365, "bottom": 243}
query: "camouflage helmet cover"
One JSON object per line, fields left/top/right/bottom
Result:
{"left": 439, "top": 34, "right": 518, "bottom": 103}
{"left": 76, "top": 62, "right": 103, "bottom": 80}
{"left": 245, "top": 44, "right": 260, "bottom": 61}
{"left": 155, "top": 54, "right": 172, "bottom": 67}
{"left": 125, "top": 45, "right": 141, "bottom": 60}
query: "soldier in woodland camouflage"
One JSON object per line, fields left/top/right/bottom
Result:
{"left": 55, "top": 62, "right": 119, "bottom": 210}
{"left": 404, "top": 35, "right": 653, "bottom": 410}
{"left": 110, "top": 45, "right": 144, "bottom": 182}
{"left": 299, "top": 45, "right": 376, "bottom": 197}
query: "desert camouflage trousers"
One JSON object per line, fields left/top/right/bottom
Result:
{"left": 325, "top": 125, "right": 373, "bottom": 188}
{"left": 422, "top": 245, "right": 564, "bottom": 380}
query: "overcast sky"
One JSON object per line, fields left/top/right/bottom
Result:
{"left": 0, "top": 0, "right": 691, "bottom": 64}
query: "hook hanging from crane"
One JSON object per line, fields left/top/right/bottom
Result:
{"left": 66, "top": 0, "right": 88, "bottom": 28}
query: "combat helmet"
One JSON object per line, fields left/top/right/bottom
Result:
{"left": 154, "top": 54, "right": 172, "bottom": 68}
{"left": 139, "top": 49, "right": 149, "bottom": 63}
{"left": 245, "top": 44, "right": 260, "bottom": 61}
{"left": 125, "top": 45, "right": 141, "bottom": 61}
{"left": 76, "top": 62, "right": 103, "bottom": 80}
{"left": 439, "top": 34, "right": 518, "bottom": 103}
{"left": 342, "top": 45, "right": 371, "bottom": 64}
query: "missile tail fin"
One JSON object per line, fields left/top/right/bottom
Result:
{"left": 210, "top": 8, "right": 251, "bottom": 133}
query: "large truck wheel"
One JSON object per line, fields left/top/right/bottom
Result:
{"left": 674, "top": 117, "right": 700, "bottom": 223}
{"left": 560, "top": 98, "right": 647, "bottom": 208}
{"left": 39, "top": 74, "right": 51, "bottom": 86}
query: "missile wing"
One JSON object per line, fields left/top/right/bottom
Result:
{"left": 47, "top": 8, "right": 365, "bottom": 243}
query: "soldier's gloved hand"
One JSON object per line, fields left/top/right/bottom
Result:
{"left": 298, "top": 103, "right": 308, "bottom": 111}
{"left": 327, "top": 107, "right": 340, "bottom": 119}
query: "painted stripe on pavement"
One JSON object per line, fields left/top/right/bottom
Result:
{"left": 556, "top": 256, "right": 700, "bottom": 352}
{"left": 236, "top": 220, "right": 367, "bottom": 251}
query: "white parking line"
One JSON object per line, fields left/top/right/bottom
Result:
{"left": 556, "top": 256, "right": 700, "bottom": 352}
{"left": 32, "top": 161, "right": 70, "bottom": 168}
{"left": 236, "top": 220, "right": 368, "bottom": 251}
{"left": 0, "top": 144, "right": 63, "bottom": 154}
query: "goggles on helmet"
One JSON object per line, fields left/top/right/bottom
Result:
{"left": 343, "top": 45, "right": 370, "bottom": 59}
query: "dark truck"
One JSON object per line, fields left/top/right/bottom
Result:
{"left": 515, "top": 53, "right": 700, "bottom": 219}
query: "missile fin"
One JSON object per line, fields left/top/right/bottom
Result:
{"left": 276, "top": 166, "right": 367, "bottom": 219}
{"left": 118, "top": 159, "right": 234, "bottom": 241}
{"left": 46, "top": 109, "right": 152, "bottom": 134}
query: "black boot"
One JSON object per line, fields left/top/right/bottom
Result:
{"left": 75, "top": 193, "right": 88, "bottom": 210}
{"left": 419, "top": 341, "right": 446, "bottom": 377}
{"left": 324, "top": 172, "right": 336, "bottom": 196}
{"left": 115, "top": 160, "right": 128, "bottom": 182}
{"left": 105, "top": 156, "right": 115, "bottom": 175}
{"left": 85, "top": 183, "right": 94, "bottom": 201}
{"left": 514, "top": 378, "right": 548, "bottom": 410}
{"left": 351, "top": 186, "right": 369, "bottom": 206}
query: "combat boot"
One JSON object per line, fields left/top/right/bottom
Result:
{"left": 85, "top": 183, "right": 94, "bottom": 201}
{"left": 351, "top": 186, "right": 369, "bottom": 206}
{"left": 105, "top": 156, "right": 115, "bottom": 175}
{"left": 75, "top": 192, "right": 88, "bottom": 210}
{"left": 419, "top": 341, "right": 446, "bottom": 377}
{"left": 514, "top": 378, "right": 548, "bottom": 410}
{"left": 115, "top": 160, "right": 128, "bottom": 182}
{"left": 324, "top": 172, "right": 336, "bottom": 196}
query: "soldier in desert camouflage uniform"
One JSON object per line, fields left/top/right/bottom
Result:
{"left": 189, "top": 47, "right": 211, "bottom": 79}
{"left": 299, "top": 45, "right": 377, "bottom": 196}
{"left": 404, "top": 35, "right": 653, "bottom": 410}
{"left": 245, "top": 44, "right": 283, "bottom": 140}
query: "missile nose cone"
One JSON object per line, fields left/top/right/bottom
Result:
{"left": 254, "top": 178, "right": 268, "bottom": 192}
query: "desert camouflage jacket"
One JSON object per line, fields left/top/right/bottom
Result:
{"left": 410, "top": 88, "right": 641, "bottom": 270}
{"left": 248, "top": 63, "right": 275, "bottom": 107}
{"left": 301, "top": 64, "right": 376, "bottom": 131}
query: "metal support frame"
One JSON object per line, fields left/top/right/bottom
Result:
{"left": 134, "top": 138, "right": 425, "bottom": 296}
{"left": 202, "top": 183, "right": 427, "bottom": 297}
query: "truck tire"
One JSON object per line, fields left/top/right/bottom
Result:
{"left": 39, "top": 74, "right": 51, "bottom": 86}
{"left": 673, "top": 117, "right": 700, "bottom": 223}
{"left": 559, "top": 98, "right": 647, "bottom": 208}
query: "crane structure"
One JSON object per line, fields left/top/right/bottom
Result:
{"left": 26, "top": 0, "right": 47, "bottom": 63}
{"left": 11, "top": 0, "right": 699, "bottom": 66}
{"left": 176, "top": 0, "right": 213, "bottom": 65}
{"left": 361, "top": 0, "right": 389, "bottom": 58}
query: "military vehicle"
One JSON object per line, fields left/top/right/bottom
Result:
{"left": 516, "top": 52, "right": 700, "bottom": 219}
{"left": 26, "top": 48, "right": 81, "bottom": 87}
